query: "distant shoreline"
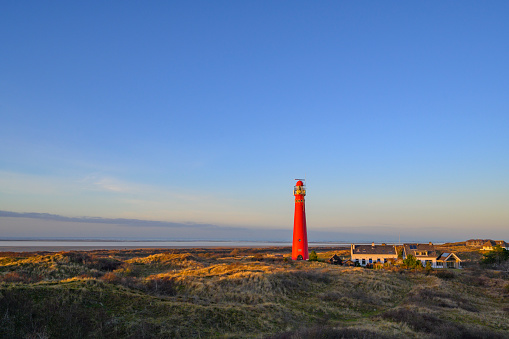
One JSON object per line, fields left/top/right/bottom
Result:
{"left": 0, "top": 240, "right": 355, "bottom": 252}
{"left": 0, "top": 240, "right": 446, "bottom": 253}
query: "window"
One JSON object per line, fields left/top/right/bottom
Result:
{"left": 369, "top": 258, "right": 372, "bottom": 263}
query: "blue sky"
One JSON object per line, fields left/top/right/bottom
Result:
{"left": 1, "top": 2, "right": 508, "bottom": 242}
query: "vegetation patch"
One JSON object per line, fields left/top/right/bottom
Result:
{"left": 405, "top": 287, "right": 479, "bottom": 312}
{"left": 265, "top": 325, "right": 392, "bottom": 339}
{"left": 1, "top": 246, "right": 508, "bottom": 338}
{"left": 381, "top": 308, "right": 505, "bottom": 338}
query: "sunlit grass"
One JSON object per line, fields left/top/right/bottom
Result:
{"left": 0, "top": 246, "right": 508, "bottom": 338}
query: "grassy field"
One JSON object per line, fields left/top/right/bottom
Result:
{"left": 0, "top": 245, "right": 508, "bottom": 338}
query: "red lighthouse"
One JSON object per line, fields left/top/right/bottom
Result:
{"left": 292, "top": 179, "right": 308, "bottom": 260}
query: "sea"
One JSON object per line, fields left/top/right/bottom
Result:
{"left": 0, "top": 240, "right": 356, "bottom": 252}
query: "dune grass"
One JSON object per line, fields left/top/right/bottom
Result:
{"left": 0, "top": 247, "right": 508, "bottom": 338}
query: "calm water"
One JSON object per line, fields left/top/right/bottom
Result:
{"left": 0, "top": 240, "right": 353, "bottom": 252}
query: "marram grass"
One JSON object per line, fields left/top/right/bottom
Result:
{"left": 0, "top": 247, "right": 508, "bottom": 338}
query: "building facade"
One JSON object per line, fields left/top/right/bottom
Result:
{"left": 482, "top": 240, "right": 509, "bottom": 251}
{"left": 350, "top": 243, "right": 398, "bottom": 266}
{"left": 403, "top": 243, "right": 438, "bottom": 268}
{"left": 436, "top": 253, "right": 462, "bottom": 269}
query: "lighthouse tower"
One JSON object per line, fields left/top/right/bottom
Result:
{"left": 292, "top": 180, "right": 308, "bottom": 260}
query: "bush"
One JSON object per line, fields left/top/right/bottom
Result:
{"left": 253, "top": 253, "right": 264, "bottom": 261}
{"left": 101, "top": 272, "right": 121, "bottom": 284}
{"left": 308, "top": 251, "right": 318, "bottom": 262}
{"left": 403, "top": 255, "right": 423, "bottom": 269}
{"left": 0, "top": 272, "right": 40, "bottom": 283}
{"left": 481, "top": 246, "right": 509, "bottom": 267}
{"left": 62, "top": 251, "right": 92, "bottom": 265}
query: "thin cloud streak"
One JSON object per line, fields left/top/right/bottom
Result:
{"left": 0, "top": 211, "right": 217, "bottom": 229}
{"left": 2, "top": 210, "right": 504, "bottom": 243}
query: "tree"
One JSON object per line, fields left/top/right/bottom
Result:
{"left": 309, "top": 251, "right": 318, "bottom": 261}
{"left": 403, "top": 254, "right": 423, "bottom": 269}
{"left": 481, "top": 246, "right": 509, "bottom": 266}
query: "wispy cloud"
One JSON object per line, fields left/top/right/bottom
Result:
{"left": 0, "top": 210, "right": 217, "bottom": 229}
{"left": 78, "top": 174, "right": 130, "bottom": 193}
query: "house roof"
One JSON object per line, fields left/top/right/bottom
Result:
{"left": 466, "top": 239, "right": 488, "bottom": 243}
{"left": 403, "top": 243, "right": 437, "bottom": 257}
{"left": 437, "top": 252, "right": 461, "bottom": 262}
{"left": 351, "top": 244, "right": 397, "bottom": 255}
{"left": 495, "top": 241, "right": 508, "bottom": 247}
{"left": 482, "top": 240, "right": 497, "bottom": 247}
{"left": 437, "top": 252, "right": 449, "bottom": 260}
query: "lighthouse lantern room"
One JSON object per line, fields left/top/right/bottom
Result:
{"left": 292, "top": 179, "right": 309, "bottom": 260}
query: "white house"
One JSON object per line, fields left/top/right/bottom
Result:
{"left": 436, "top": 253, "right": 462, "bottom": 269}
{"left": 496, "top": 241, "right": 509, "bottom": 250}
{"left": 351, "top": 243, "right": 398, "bottom": 266}
{"left": 482, "top": 240, "right": 509, "bottom": 251}
{"left": 403, "top": 243, "right": 438, "bottom": 268}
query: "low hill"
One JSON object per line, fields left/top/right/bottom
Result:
{"left": 0, "top": 247, "right": 508, "bottom": 338}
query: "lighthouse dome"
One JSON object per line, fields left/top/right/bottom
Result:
{"left": 295, "top": 180, "right": 304, "bottom": 186}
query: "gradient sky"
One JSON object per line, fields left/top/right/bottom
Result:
{"left": 1, "top": 2, "right": 508, "bottom": 242}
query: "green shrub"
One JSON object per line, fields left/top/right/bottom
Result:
{"left": 481, "top": 246, "right": 509, "bottom": 267}
{"left": 403, "top": 255, "right": 423, "bottom": 269}
{"left": 308, "top": 251, "right": 318, "bottom": 261}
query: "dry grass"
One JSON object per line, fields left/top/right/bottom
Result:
{"left": 1, "top": 246, "right": 508, "bottom": 338}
